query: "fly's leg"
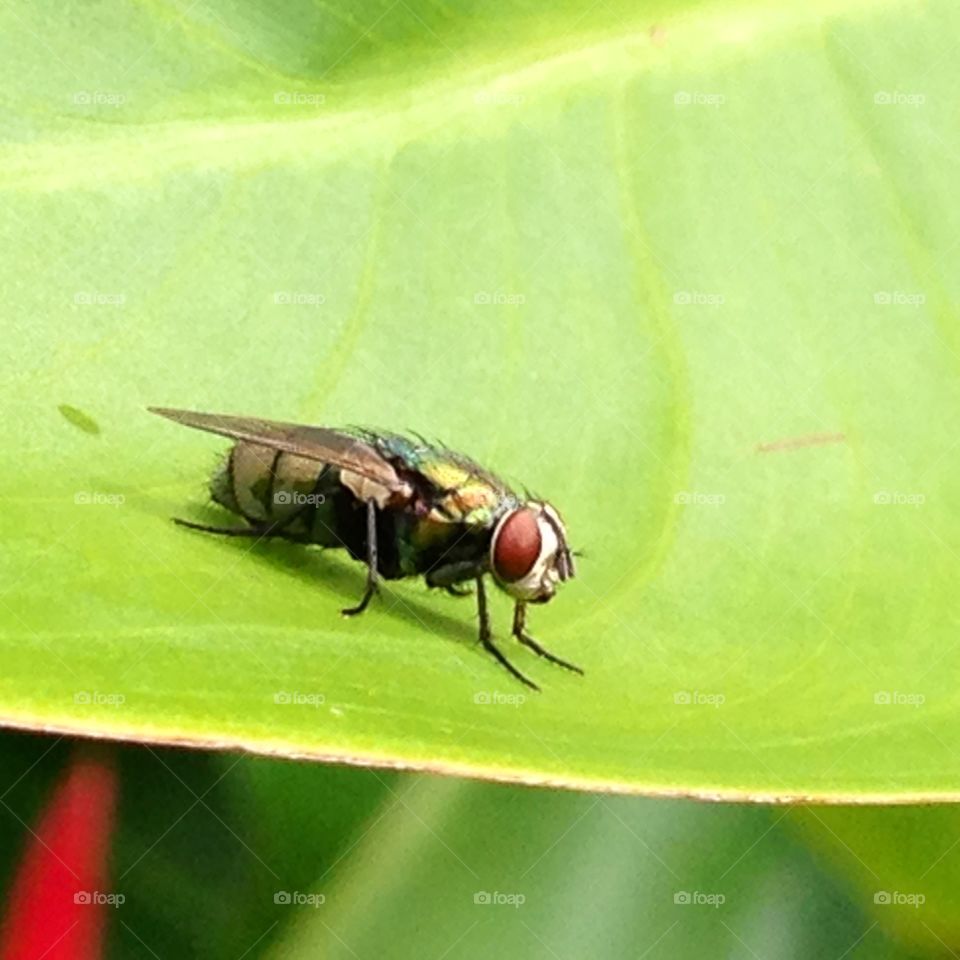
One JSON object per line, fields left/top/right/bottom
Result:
{"left": 174, "top": 495, "right": 309, "bottom": 538}
{"left": 426, "top": 561, "right": 479, "bottom": 597}
{"left": 173, "top": 518, "right": 271, "bottom": 537}
{"left": 476, "top": 576, "right": 539, "bottom": 691}
{"left": 513, "top": 603, "right": 584, "bottom": 676}
{"left": 342, "top": 499, "right": 378, "bottom": 617}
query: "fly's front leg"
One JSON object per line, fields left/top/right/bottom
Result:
{"left": 513, "top": 603, "right": 584, "bottom": 676}
{"left": 476, "top": 576, "right": 539, "bottom": 691}
{"left": 342, "top": 499, "right": 378, "bottom": 617}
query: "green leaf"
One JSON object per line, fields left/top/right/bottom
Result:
{"left": 1, "top": 0, "right": 956, "bottom": 798}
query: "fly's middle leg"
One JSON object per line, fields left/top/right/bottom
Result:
{"left": 342, "top": 499, "right": 379, "bottom": 617}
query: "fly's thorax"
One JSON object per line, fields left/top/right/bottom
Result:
{"left": 489, "top": 501, "right": 575, "bottom": 602}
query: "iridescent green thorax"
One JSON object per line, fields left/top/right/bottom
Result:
{"left": 360, "top": 431, "right": 515, "bottom": 529}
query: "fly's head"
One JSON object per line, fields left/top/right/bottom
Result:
{"left": 489, "top": 500, "right": 575, "bottom": 604}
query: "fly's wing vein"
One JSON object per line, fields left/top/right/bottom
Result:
{"left": 149, "top": 407, "right": 405, "bottom": 493}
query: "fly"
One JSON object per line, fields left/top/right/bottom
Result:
{"left": 149, "top": 407, "right": 583, "bottom": 690}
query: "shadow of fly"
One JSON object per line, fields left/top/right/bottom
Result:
{"left": 149, "top": 408, "right": 582, "bottom": 690}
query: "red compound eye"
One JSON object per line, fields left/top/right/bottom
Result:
{"left": 492, "top": 509, "right": 542, "bottom": 583}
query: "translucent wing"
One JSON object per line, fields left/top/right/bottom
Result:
{"left": 149, "top": 407, "right": 405, "bottom": 493}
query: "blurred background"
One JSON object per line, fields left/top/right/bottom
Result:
{"left": 0, "top": 731, "right": 956, "bottom": 958}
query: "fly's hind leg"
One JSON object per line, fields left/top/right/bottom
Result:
{"left": 476, "top": 576, "right": 539, "bottom": 691}
{"left": 342, "top": 499, "right": 379, "bottom": 617}
{"left": 173, "top": 517, "right": 269, "bottom": 537}
{"left": 512, "top": 603, "right": 584, "bottom": 676}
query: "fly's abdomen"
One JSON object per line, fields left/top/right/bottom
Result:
{"left": 211, "top": 442, "right": 344, "bottom": 545}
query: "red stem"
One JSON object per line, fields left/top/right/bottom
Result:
{"left": 0, "top": 743, "right": 119, "bottom": 960}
